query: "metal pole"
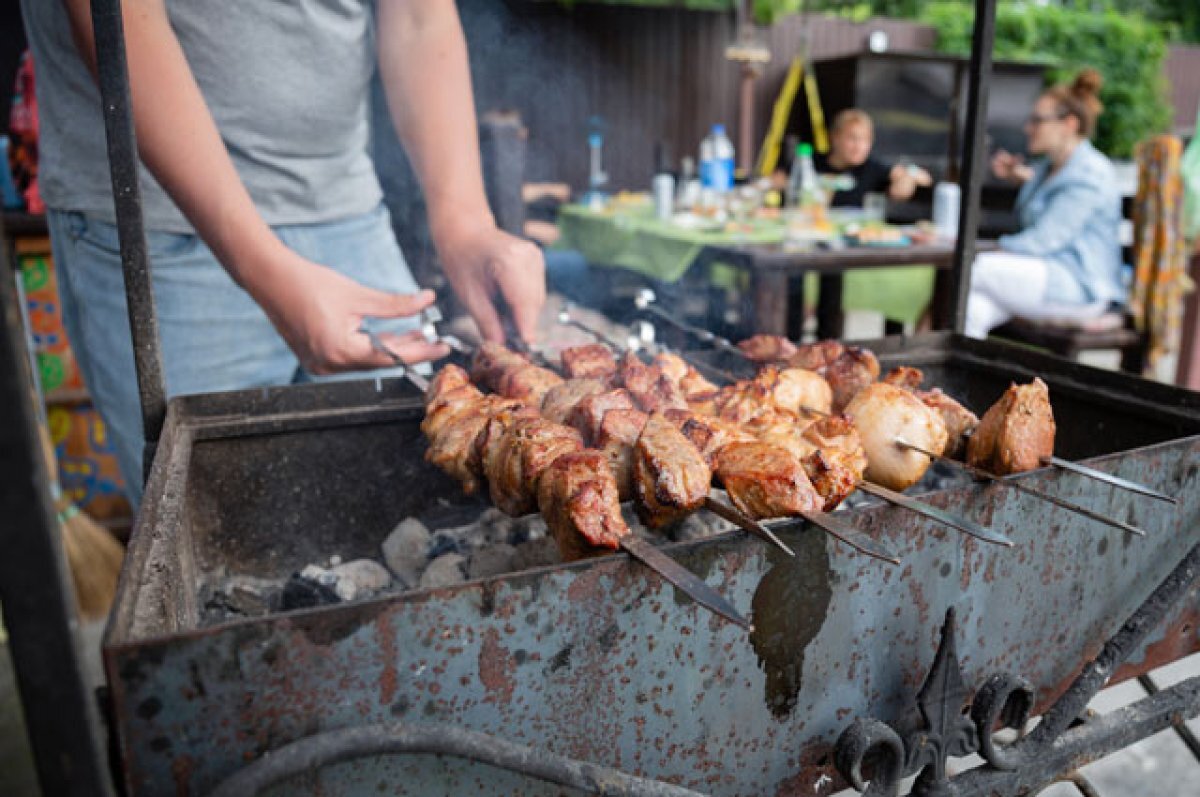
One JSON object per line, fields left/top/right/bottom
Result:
{"left": 946, "top": 0, "right": 997, "bottom": 333}
{"left": 91, "top": 0, "right": 167, "bottom": 464}
{"left": 0, "top": 225, "right": 115, "bottom": 795}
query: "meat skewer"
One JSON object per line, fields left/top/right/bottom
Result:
{"left": 895, "top": 438, "right": 1148, "bottom": 537}
{"left": 419, "top": 365, "right": 751, "bottom": 630}
{"left": 631, "top": 295, "right": 1173, "bottom": 505}
{"left": 561, "top": 311, "right": 902, "bottom": 563}
{"left": 622, "top": 304, "right": 1014, "bottom": 546}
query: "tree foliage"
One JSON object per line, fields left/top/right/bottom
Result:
{"left": 923, "top": 2, "right": 1172, "bottom": 157}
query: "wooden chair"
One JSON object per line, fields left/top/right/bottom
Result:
{"left": 992, "top": 310, "right": 1147, "bottom": 372}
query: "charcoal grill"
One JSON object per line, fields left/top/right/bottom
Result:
{"left": 101, "top": 332, "right": 1200, "bottom": 795}
{"left": 2, "top": 0, "right": 1196, "bottom": 794}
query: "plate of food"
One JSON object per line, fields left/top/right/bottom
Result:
{"left": 842, "top": 223, "right": 911, "bottom": 248}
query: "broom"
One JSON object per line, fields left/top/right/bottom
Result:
{"left": 37, "top": 420, "right": 125, "bottom": 621}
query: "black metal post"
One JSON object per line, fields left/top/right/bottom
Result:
{"left": 0, "top": 224, "right": 115, "bottom": 795}
{"left": 946, "top": 0, "right": 997, "bottom": 333}
{"left": 91, "top": 0, "right": 167, "bottom": 463}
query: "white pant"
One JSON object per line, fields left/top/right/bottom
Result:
{"left": 965, "top": 251, "right": 1110, "bottom": 339}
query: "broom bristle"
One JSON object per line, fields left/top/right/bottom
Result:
{"left": 59, "top": 498, "right": 125, "bottom": 620}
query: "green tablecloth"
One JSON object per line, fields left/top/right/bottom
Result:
{"left": 557, "top": 203, "right": 936, "bottom": 325}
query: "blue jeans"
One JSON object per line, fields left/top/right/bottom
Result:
{"left": 46, "top": 204, "right": 420, "bottom": 508}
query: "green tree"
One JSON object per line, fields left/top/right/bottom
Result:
{"left": 923, "top": 2, "right": 1172, "bottom": 157}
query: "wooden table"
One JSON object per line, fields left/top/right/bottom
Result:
{"left": 695, "top": 240, "right": 995, "bottom": 340}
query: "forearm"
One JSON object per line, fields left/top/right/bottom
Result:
{"left": 377, "top": 0, "right": 492, "bottom": 241}
{"left": 64, "top": 0, "right": 288, "bottom": 298}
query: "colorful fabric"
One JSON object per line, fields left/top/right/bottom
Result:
{"left": 1130, "top": 135, "right": 1193, "bottom": 372}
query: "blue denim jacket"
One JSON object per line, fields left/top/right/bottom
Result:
{"left": 998, "top": 139, "right": 1124, "bottom": 305}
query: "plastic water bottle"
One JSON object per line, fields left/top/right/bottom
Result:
{"left": 932, "top": 181, "right": 962, "bottom": 239}
{"left": 787, "top": 143, "right": 826, "bottom": 214}
{"left": 700, "top": 124, "right": 735, "bottom": 193}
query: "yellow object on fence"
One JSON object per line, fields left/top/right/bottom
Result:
{"left": 756, "top": 55, "right": 828, "bottom": 177}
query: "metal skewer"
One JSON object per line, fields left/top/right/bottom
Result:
{"left": 616, "top": 536, "right": 752, "bottom": 630}
{"left": 895, "top": 439, "right": 1148, "bottom": 537}
{"left": 854, "top": 481, "right": 1013, "bottom": 547}
{"left": 1039, "top": 456, "right": 1176, "bottom": 505}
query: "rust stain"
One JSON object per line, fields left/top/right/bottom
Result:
{"left": 171, "top": 754, "right": 195, "bottom": 797}
{"left": 478, "top": 627, "right": 517, "bottom": 705}
{"left": 1111, "top": 609, "right": 1200, "bottom": 685}
{"left": 377, "top": 612, "right": 398, "bottom": 707}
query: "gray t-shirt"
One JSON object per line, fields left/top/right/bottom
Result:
{"left": 21, "top": 0, "right": 383, "bottom": 233}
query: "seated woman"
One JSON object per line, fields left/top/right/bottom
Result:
{"left": 966, "top": 69, "right": 1123, "bottom": 339}
{"left": 810, "top": 109, "right": 932, "bottom": 207}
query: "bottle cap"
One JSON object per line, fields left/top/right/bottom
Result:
{"left": 797, "top": 143, "right": 813, "bottom": 157}
{"left": 713, "top": 124, "right": 726, "bottom": 135}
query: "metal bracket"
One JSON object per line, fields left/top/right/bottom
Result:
{"left": 836, "top": 541, "right": 1200, "bottom": 797}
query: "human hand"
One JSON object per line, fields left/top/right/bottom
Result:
{"left": 258, "top": 253, "right": 450, "bottom": 375}
{"left": 435, "top": 220, "right": 547, "bottom": 345}
{"left": 991, "top": 150, "right": 1033, "bottom": 184}
{"left": 888, "top": 164, "right": 925, "bottom": 201}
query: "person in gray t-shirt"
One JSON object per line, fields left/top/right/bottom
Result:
{"left": 22, "top": 1, "right": 546, "bottom": 505}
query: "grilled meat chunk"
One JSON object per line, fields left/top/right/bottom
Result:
{"left": 651, "top": 352, "right": 690, "bottom": 384}
{"left": 568, "top": 388, "right": 636, "bottom": 445}
{"left": 801, "top": 449, "right": 861, "bottom": 512}
{"left": 595, "top": 408, "right": 649, "bottom": 501}
{"left": 618, "top": 352, "right": 687, "bottom": 413}
{"left": 561, "top": 344, "right": 618, "bottom": 380}
{"left": 917, "top": 388, "right": 979, "bottom": 460}
{"left": 471, "top": 342, "right": 530, "bottom": 391}
{"left": 541, "top": 378, "right": 608, "bottom": 425}
{"left": 714, "top": 441, "right": 822, "bottom": 519}
{"left": 496, "top": 363, "right": 563, "bottom": 407}
{"left": 967, "top": 378, "right": 1055, "bottom": 475}
{"left": 422, "top": 384, "right": 487, "bottom": 439}
{"left": 825, "top": 346, "right": 881, "bottom": 413}
{"left": 425, "top": 394, "right": 524, "bottom": 495}
{"left": 845, "top": 382, "right": 947, "bottom": 491}
{"left": 663, "top": 409, "right": 754, "bottom": 467}
{"left": 538, "top": 450, "right": 630, "bottom": 562}
{"left": 485, "top": 416, "right": 583, "bottom": 516}
{"left": 882, "top": 366, "right": 925, "bottom": 390}
{"left": 425, "top": 364, "right": 474, "bottom": 407}
{"left": 786, "top": 340, "right": 846, "bottom": 372}
{"left": 738, "top": 334, "right": 799, "bottom": 364}
{"left": 633, "top": 412, "right": 712, "bottom": 528}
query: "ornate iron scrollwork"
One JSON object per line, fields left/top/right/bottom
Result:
{"left": 835, "top": 608, "right": 1033, "bottom": 797}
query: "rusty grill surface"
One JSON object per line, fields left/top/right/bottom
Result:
{"left": 103, "top": 333, "right": 1200, "bottom": 796}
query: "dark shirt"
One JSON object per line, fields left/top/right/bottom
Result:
{"left": 813, "top": 153, "right": 893, "bottom": 208}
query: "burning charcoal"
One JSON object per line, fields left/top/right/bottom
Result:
{"left": 510, "top": 537, "right": 561, "bottom": 571}
{"left": 466, "top": 544, "right": 518, "bottom": 580}
{"left": 479, "top": 508, "right": 516, "bottom": 545}
{"left": 508, "top": 515, "right": 548, "bottom": 546}
{"left": 419, "top": 553, "right": 467, "bottom": 588}
{"left": 428, "top": 533, "right": 462, "bottom": 560}
{"left": 382, "top": 519, "right": 432, "bottom": 586}
{"left": 281, "top": 567, "right": 342, "bottom": 611}
{"left": 329, "top": 559, "right": 392, "bottom": 601}
{"left": 226, "top": 578, "right": 276, "bottom": 616}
